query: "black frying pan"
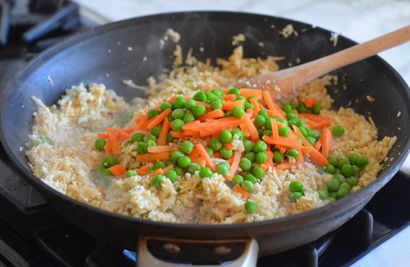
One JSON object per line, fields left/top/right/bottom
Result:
{"left": 1, "top": 11, "right": 409, "bottom": 265}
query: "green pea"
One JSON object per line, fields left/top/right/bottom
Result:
{"left": 160, "top": 102, "right": 172, "bottom": 112}
{"left": 172, "top": 108, "right": 185, "bottom": 120}
{"left": 206, "top": 92, "right": 217, "bottom": 102}
{"left": 232, "top": 129, "right": 244, "bottom": 140}
{"left": 216, "top": 163, "right": 229, "bottom": 176}
{"left": 209, "top": 137, "right": 223, "bottom": 151}
{"left": 171, "top": 119, "right": 185, "bottom": 132}
{"left": 153, "top": 161, "right": 166, "bottom": 170}
{"left": 245, "top": 174, "right": 258, "bottom": 184}
{"left": 337, "top": 183, "right": 351, "bottom": 198}
{"left": 243, "top": 140, "right": 253, "bottom": 152}
{"left": 274, "top": 117, "right": 289, "bottom": 126}
{"left": 183, "top": 112, "right": 195, "bottom": 123}
{"left": 236, "top": 95, "right": 246, "bottom": 101}
{"left": 220, "top": 130, "right": 233, "bottom": 143}
{"left": 286, "top": 113, "right": 298, "bottom": 120}
{"left": 245, "top": 152, "right": 256, "bottom": 162}
{"left": 253, "top": 141, "right": 267, "bottom": 153}
{"left": 312, "top": 103, "right": 321, "bottom": 114}
{"left": 206, "top": 147, "right": 214, "bottom": 156}
{"left": 334, "top": 174, "right": 345, "bottom": 184}
{"left": 244, "top": 200, "right": 259, "bottom": 214}
{"left": 172, "top": 96, "right": 186, "bottom": 108}
{"left": 346, "top": 153, "right": 359, "bottom": 165}
{"left": 180, "top": 141, "right": 194, "bottom": 155}
{"left": 286, "top": 148, "right": 300, "bottom": 159}
{"left": 332, "top": 125, "right": 345, "bottom": 137}
{"left": 248, "top": 96, "right": 259, "bottom": 103}
{"left": 297, "top": 103, "right": 308, "bottom": 113}
{"left": 325, "top": 164, "right": 336, "bottom": 174}
{"left": 254, "top": 115, "right": 266, "bottom": 127}
{"left": 244, "top": 103, "right": 254, "bottom": 110}
{"left": 239, "top": 158, "right": 252, "bottom": 171}
{"left": 165, "top": 170, "right": 177, "bottom": 183}
{"left": 185, "top": 99, "right": 196, "bottom": 110}
{"left": 137, "top": 142, "right": 148, "bottom": 154}
{"left": 177, "top": 156, "right": 191, "bottom": 168}
{"left": 318, "top": 189, "right": 329, "bottom": 200}
{"left": 152, "top": 175, "right": 163, "bottom": 188}
{"left": 199, "top": 167, "right": 213, "bottom": 178}
{"left": 352, "top": 165, "right": 360, "bottom": 176}
{"left": 151, "top": 126, "right": 162, "bottom": 137}
{"left": 211, "top": 88, "right": 225, "bottom": 97}
{"left": 257, "top": 109, "right": 268, "bottom": 117}
{"left": 188, "top": 163, "right": 201, "bottom": 174}
{"left": 171, "top": 150, "right": 184, "bottom": 161}
{"left": 146, "top": 140, "right": 156, "bottom": 147}
{"left": 147, "top": 109, "right": 160, "bottom": 119}
{"left": 131, "top": 133, "right": 144, "bottom": 143}
{"left": 341, "top": 164, "right": 354, "bottom": 177}
{"left": 143, "top": 134, "right": 156, "bottom": 142}
{"left": 255, "top": 152, "right": 268, "bottom": 164}
{"left": 192, "top": 105, "right": 206, "bottom": 117}
{"left": 355, "top": 156, "right": 369, "bottom": 168}
{"left": 263, "top": 130, "right": 272, "bottom": 137}
{"left": 174, "top": 167, "right": 184, "bottom": 176}
{"left": 103, "top": 155, "right": 117, "bottom": 168}
{"left": 211, "top": 100, "right": 222, "bottom": 110}
{"left": 193, "top": 91, "right": 207, "bottom": 102}
{"left": 346, "top": 177, "right": 358, "bottom": 187}
{"left": 229, "top": 87, "right": 240, "bottom": 95}
{"left": 328, "top": 197, "right": 336, "bottom": 203}
{"left": 252, "top": 166, "right": 264, "bottom": 179}
{"left": 327, "top": 178, "right": 340, "bottom": 192}
{"left": 278, "top": 126, "right": 290, "bottom": 137}
{"left": 220, "top": 147, "right": 233, "bottom": 159}
{"left": 327, "top": 155, "right": 338, "bottom": 166}
{"left": 307, "top": 136, "right": 316, "bottom": 145}
{"left": 289, "top": 181, "right": 304, "bottom": 193}
{"left": 289, "top": 192, "right": 303, "bottom": 202}
{"left": 242, "top": 180, "right": 255, "bottom": 193}
{"left": 95, "top": 138, "right": 106, "bottom": 151}
{"left": 264, "top": 119, "right": 272, "bottom": 130}
{"left": 231, "top": 175, "right": 243, "bottom": 186}
{"left": 338, "top": 156, "right": 350, "bottom": 168}
{"left": 282, "top": 104, "right": 293, "bottom": 113}
{"left": 232, "top": 106, "right": 245, "bottom": 118}
{"left": 273, "top": 151, "right": 284, "bottom": 163}
{"left": 125, "top": 170, "right": 137, "bottom": 177}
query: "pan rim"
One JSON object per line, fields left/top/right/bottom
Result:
{"left": 1, "top": 10, "right": 409, "bottom": 232}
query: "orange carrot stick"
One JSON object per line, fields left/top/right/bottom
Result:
{"left": 116, "top": 128, "right": 130, "bottom": 141}
{"left": 136, "top": 151, "right": 171, "bottom": 162}
{"left": 147, "top": 145, "right": 176, "bottom": 153}
{"left": 109, "top": 164, "right": 126, "bottom": 177}
{"left": 107, "top": 128, "right": 120, "bottom": 155}
{"left": 146, "top": 108, "right": 172, "bottom": 130}
{"left": 147, "top": 169, "right": 164, "bottom": 177}
{"left": 104, "top": 141, "right": 112, "bottom": 154}
{"left": 157, "top": 118, "right": 170, "bottom": 145}
{"left": 189, "top": 145, "right": 201, "bottom": 160}
{"left": 250, "top": 98, "right": 260, "bottom": 116}
{"left": 167, "top": 95, "right": 177, "bottom": 104}
{"left": 137, "top": 165, "right": 150, "bottom": 175}
{"left": 233, "top": 184, "right": 249, "bottom": 199}
{"left": 262, "top": 91, "right": 285, "bottom": 119}
{"left": 222, "top": 100, "right": 245, "bottom": 111}
{"left": 320, "top": 128, "right": 333, "bottom": 158}
{"left": 244, "top": 116, "right": 259, "bottom": 140}
{"left": 271, "top": 119, "right": 279, "bottom": 139}
{"left": 227, "top": 151, "right": 241, "bottom": 181}
{"left": 134, "top": 117, "right": 149, "bottom": 131}
{"left": 239, "top": 88, "right": 262, "bottom": 99}
{"left": 314, "top": 140, "right": 322, "bottom": 151}
{"left": 276, "top": 162, "right": 297, "bottom": 170}
{"left": 196, "top": 143, "right": 215, "bottom": 171}
{"left": 304, "top": 97, "right": 317, "bottom": 108}
{"left": 97, "top": 133, "right": 108, "bottom": 138}
{"left": 223, "top": 94, "right": 237, "bottom": 101}
{"left": 262, "top": 135, "right": 302, "bottom": 149}
{"left": 301, "top": 146, "right": 328, "bottom": 166}
{"left": 197, "top": 109, "right": 225, "bottom": 121}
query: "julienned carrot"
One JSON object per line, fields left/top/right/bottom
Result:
{"left": 147, "top": 145, "right": 176, "bottom": 153}
{"left": 124, "top": 127, "right": 136, "bottom": 134}
{"left": 266, "top": 150, "right": 274, "bottom": 167}
{"left": 299, "top": 113, "right": 332, "bottom": 123}
{"left": 250, "top": 98, "right": 260, "bottom": 116}
{"left": 196, "top": 143, "right": 215, "bottom": 171}
{"left": 97, "top": 133, "right": 108, "bottom": 138}
{"left": 109, "top": 164, "right": 126, "bottom": 177}
{"left": 223, "top": 94, "right": 237, "bottom": 101}
{"left": 262, "top": 135, "right": 302, "bottom": 149}
{"left": 146, "top": 108, "right": 172, "bottom": 130}
{"left": 293, "top": 126, "right": 311, "bottom": 147}
{"left": 239, "top": 123, "right": 250, "bottom": 138}
{"left": 137, "top": 165, "right": 150, "bottom": 175}
{"left": 276, "top": 145, "right": 287, "bottom": 154}
{"left": 276, "top": 162, "right": 297, "bottom": 170}
{"left": 262, "top": 90, "right": 285, "bottom": 119}
{"left": 314, "top": 140, "right": 322, "bottom": 151}
{"left": 222, "top": 100, "right": 245, "bottom": 111}
{"left": 304, "top": 97, "right": 317, "bottom": 108}
{"left": 301, "top": 146, "right": 328, "bottom": 166}
{"left": 192, "top": 158, "right": 206, "bottom": 167}
{"left": 244, "top": 116, "right": 259, "bottom": 140}
{"left": 233, "top": 184, "right": 249, "bottom": 199}
{"left": 227, "top": 151, "right": 241, "bottom": 181}
{"left": 167, "top": 95, "right": 177, "bottom": 104}
{"left": 271, "top": 119, "right": 279, "bottom": 139}
{"left": 197, "top": 109, "right": 225, "bottom": 121}
{"left": 239, "top": 88, "right": 262, "bottom": 99}
{"left": 157, "top": 118, "right": 170, "bottom": 145}
{"left": 135, "top": 117, "right": 149, "bottom": 131}
{"left": 147, "top": 169, "right": 164, "bottom": 177}
{"left": 224, "top": 142, "right": 235, "bottom": 150}
{"left": 320, "top": 128, "right": 333, "bottom": 158}
{"left": 104, "top": 141, "right": 112, "bottom": 154}
{"left": 107, "top": 128, "right": 120, "bottom": 155}
{"left": 116, "top": 128, "right": 130, "bottom": 140}
{"left": 182, "top": 120, "right": 201, "bottom": 131}
{"left": 306, "top": 120, "right": 331, "bottom": 129}
{"left": 136, "top": 151, "right": 171, "bottom": 162}
{"left": 189, "top": 145, "right": 201, "bottom": 160}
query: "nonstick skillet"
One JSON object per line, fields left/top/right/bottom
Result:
{"left": 1, "top": 11, "right": 409, "bottom": 266}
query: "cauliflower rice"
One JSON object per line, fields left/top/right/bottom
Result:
{"left": 26, "top": 47, "right": 396, "bottom": 224}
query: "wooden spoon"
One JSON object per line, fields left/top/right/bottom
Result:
{"left": 235, "top": 25, "right": 410, "bottom": 98}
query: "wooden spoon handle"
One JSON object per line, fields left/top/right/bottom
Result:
{"left": 298, "top": 25, "right": 410, "bottom": 82}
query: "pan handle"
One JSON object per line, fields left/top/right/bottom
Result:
{"left": 137, "top": 236, "right": 258, "bottom": 267}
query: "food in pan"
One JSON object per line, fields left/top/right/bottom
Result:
{"left": 26, "top": 47, "right": 396, "bottom": 223}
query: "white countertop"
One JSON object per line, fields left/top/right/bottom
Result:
{"left": 75, "top": 0, "right": 410, "bottom": 171}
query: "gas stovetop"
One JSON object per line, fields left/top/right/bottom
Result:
{"left": 1, "top": 1, "right": 410, "bottom": 266}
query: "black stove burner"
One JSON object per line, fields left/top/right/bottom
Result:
{"left": 1, "top": 2, "right": 410, "bottom": 266}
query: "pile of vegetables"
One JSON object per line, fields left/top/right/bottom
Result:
{"left": 94, "top": 87, "right": 368, "bottom": 214}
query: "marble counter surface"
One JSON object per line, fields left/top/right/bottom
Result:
{"left": 76, "top": 0, "right": 410, "bottom": 172}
